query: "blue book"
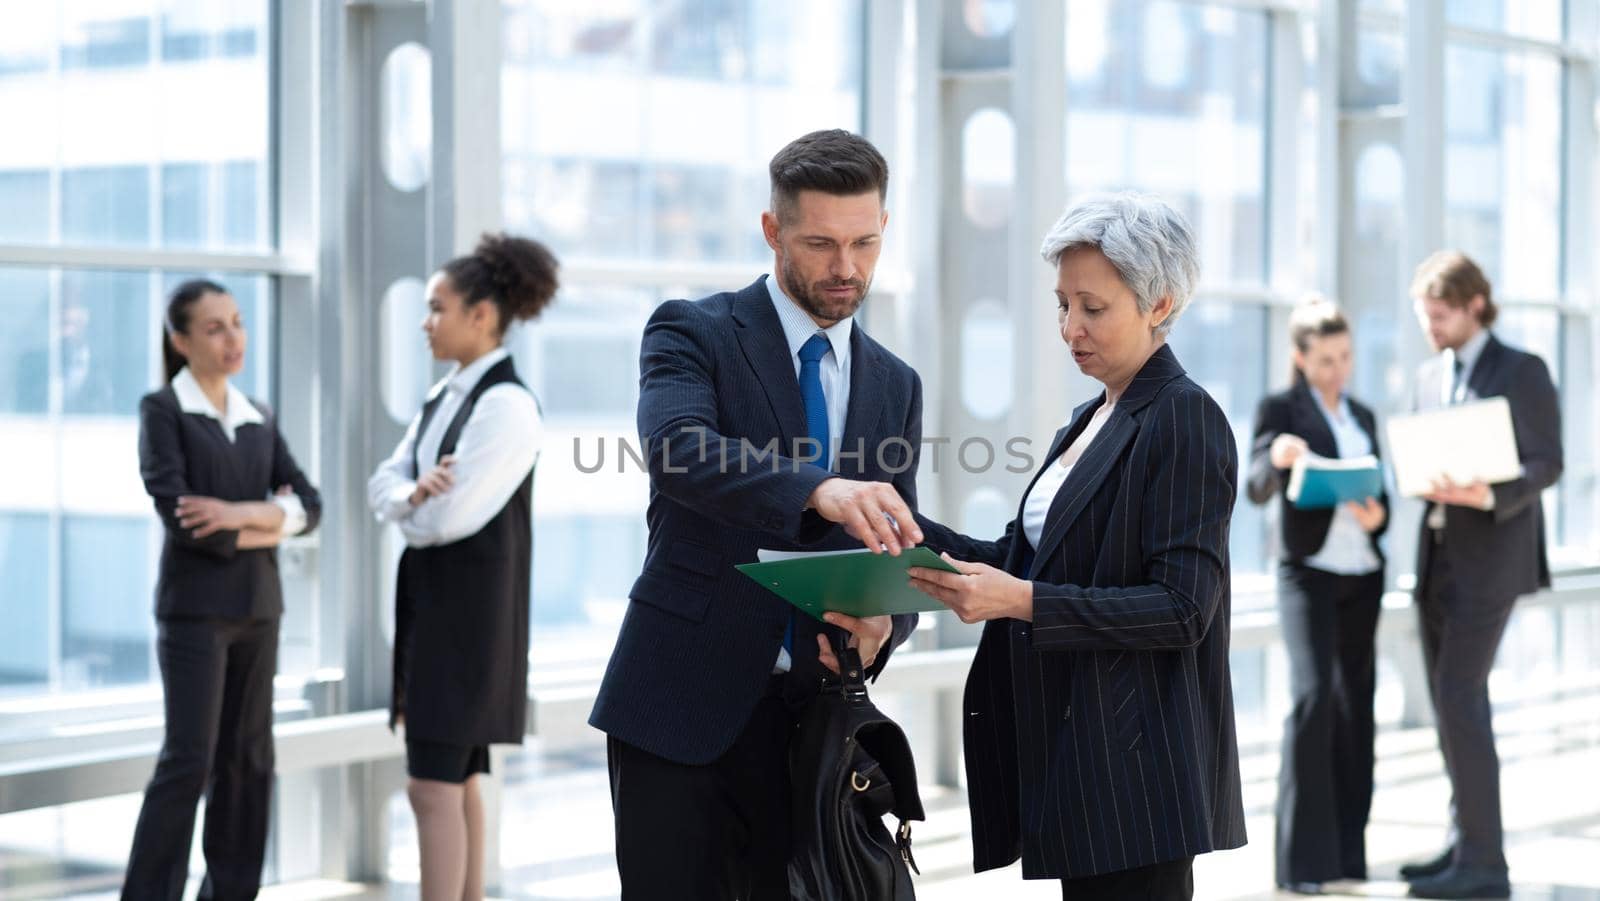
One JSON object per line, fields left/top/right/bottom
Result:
{"left": 1286, "top": 454, "right": 1382, "bottom": 510}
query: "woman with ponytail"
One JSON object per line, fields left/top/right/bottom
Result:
{"left": 1246, "top": 296, "right": 1388, "bottom": 894}
{"left": 124, "top": 279, "right": 322, "bottom": 900}
{"left": 366, "top": 233, "right": 558, "bottom": 900}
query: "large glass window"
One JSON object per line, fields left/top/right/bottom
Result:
{"left": 0, "top": 2, "right": 272, "bottom": 253}
{"left": 0, "top": 0, "right": 274, "bottom": 717}
{"left": 1446, "top": 0, "right": 1564, "bottom": 42}
{"left": 1065, "top": 0, "right": 1273, "bottom": 578}
{"left": 499, "top": 0, "right": 867, "bottom": 677}
{"left": 1444, "top": 45, "right": 1562, "bottom": 301}
{"left": 1065, "top": 0, "right": 1269, "bottom": 286}
{"left": 501, "top": 1, "right": 864, "bottom": 265}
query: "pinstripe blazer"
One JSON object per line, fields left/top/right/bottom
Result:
{"left": 589, "top": 277, "right": 922, "bottom": 765}
{"left": 917, "top": 345, "right": 1247, "bottom": 879}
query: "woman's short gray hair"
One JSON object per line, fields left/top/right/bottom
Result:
{"left": 1039, "top": 192, "right": 1200, "bottom": 336}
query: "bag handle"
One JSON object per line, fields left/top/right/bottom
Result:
{"left": 828, "top": 631, "right": 869, "bottom": 699}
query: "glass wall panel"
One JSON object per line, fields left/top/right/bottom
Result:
{"left": 500, "top": 1, "right": 866, "bottom": 679}
{"left": 1444, "top": 46, "right": 1562, "bottom": 301}
{"left": 1064, "top": 0, "right": 1269, "bottom": 286}
{"left": 502, "top": 0, "right": 865, "bottom": 264}
{"left": 1446, "top": 0, "right": 1564, "bottom": 42}
{"left": 0, "top": 1, "right": 272, "bottom": 252}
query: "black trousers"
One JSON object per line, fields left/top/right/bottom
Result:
{"left": 1274, "top": 562, "right": 1384, "bottom": 885}
{"left": 1417, "top": 543, "right": 1515, "bottom": 874}
{"left": 1061, "top": 856, "right": 1194, "bottom": 900}
{"left": 123, "top": 616, "right": 279, "bottom": 901}
{"left": 607, "top": 681, "right": 797, "bottom": 901}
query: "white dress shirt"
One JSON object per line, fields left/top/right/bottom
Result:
{"left": 367, "top": 347, "right": 544, "bottom": 548}
{"left": 765, "top": 274, "right": 855, "bottom": 672}
{"left": 765, "top": 274, "right": 852, "bottom": 469}
{"left": 171, "top": 366, "right": 305, "bottom": 535}
{"left": 1022, "top": 400, "right": 1117, "bottom": 550}
{"left": 1441, "top": 327, "right": 1491, "bottom": 406}
{"left": 1302, "top": 395, "right": 1382, "bottom": 576}
{"left": 1427, "top": 328, "right": 1496, "bottom": 527}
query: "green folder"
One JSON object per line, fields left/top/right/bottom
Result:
{"left": 735, "top": 546, "right": 960, "bottom": 620}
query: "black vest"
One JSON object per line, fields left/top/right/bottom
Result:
{"left": 390, "top": 355, "right": 537, "bottom": 745}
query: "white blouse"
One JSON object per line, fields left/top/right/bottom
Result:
{"left": 366, "top": 347, "right": 544, "bottom": 548}
{"left": 1022, "top": 400, "right": 1117, "bottom": 550}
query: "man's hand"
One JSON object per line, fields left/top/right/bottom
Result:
{"left": 1347, "top": 497, "right": 1386, "bottom": 532}
{"left": 410, "top": 455, "right": 456, "bottom": 507}
{"left": 815, "top": 612, "right": 893, "bottom": 675}
{"left": 805, "top": 477, "right": 922, "bottom": 554}
{"left": 908, "top": 552, "right": 1033, "bottom": 624}
{"left": 1424, "top": 477, "right": 1492, "bottom": 511}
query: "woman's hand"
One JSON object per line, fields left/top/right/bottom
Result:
{"left": 1347, "top": 497, "right": 1386, "bottom": 532}
{"left": 1269, "top": 433, "right": 1308, "bottom": 469}
{"left": 177, "top": 496, "right": 248, "bottom": 538}
{"left": 908, "top": 552, "right": 1033, "bottom": 623}
{"left": 409, "top": 455, "right": 455, "bottom": 506}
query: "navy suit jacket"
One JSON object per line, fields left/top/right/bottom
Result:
{"left": 918, "top": 345, "right": 1247, "bottom": 878}
{"left": 589, "top": 277, "right": 922, "bottom": 765}
{"left": 1412, "top": 334, "right": 1562, "bottom": 600}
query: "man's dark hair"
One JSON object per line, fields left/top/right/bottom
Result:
{"left": 769, "top": 129, "right": 889, "bottom": 224}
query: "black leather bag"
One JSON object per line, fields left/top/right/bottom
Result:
{"left": 788, "top": 643, "right": 925, "bottom": 901}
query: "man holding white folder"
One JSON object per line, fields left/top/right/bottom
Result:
{"left": 1399, "top": 251, "right": 1563, "bottom": 900}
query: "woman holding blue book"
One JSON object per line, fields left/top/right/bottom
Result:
{"left": 1247, "top": 296, "right": 1389, "bottom": 894}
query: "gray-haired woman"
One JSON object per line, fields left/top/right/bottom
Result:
{"left": 908, "top": 192, "right": 1247, "bottom": 899}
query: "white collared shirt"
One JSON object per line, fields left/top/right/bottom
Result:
{"left": 171, "top": 366, "right": 305, "bottom": 535}
{"left": 1022, "top": 400, "right": 1117, "bottom": 550}
{"left": 367, "top": 346, "right": 544, "bottom": 548}
{"left": 765, "top": 274, "right": 853, "bottom": 469}
{"left": 1428, "top": 328, "right": 1497, "bottom": 526}
{"left": 1302, "top": 395, "right": 1382, "bottom": 576}
{"left": 1441, "top": 328, "right": 1490, "bottom": 405}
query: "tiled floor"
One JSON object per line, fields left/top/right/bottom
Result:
{"left": 12, "top": 691, "right": 1599, "bottom": 900}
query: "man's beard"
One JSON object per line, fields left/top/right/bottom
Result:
{"left": 779, "top": 258, "right": 870, "bottom": 325}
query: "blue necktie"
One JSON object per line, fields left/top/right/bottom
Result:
{"left": 798, "top": 333, "right": 832, "bottom": 470}
{"left": 785, "top": 333, "right": 832, "bottom": 656}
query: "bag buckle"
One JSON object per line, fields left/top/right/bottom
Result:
{"left": 850, "top": 770, "right": 871, "bottom": 792}
{"left": 897, "top": 819, "right": 920, "bottom": 875}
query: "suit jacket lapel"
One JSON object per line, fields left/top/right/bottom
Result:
{"left": 731, "top": 278, "right": 807, "bottom": 450}
{"left": 1465, "top": 334, "right": 1507, "bottom": 401}
{"left": 1026, "top": 344, "right": 1187, "bottom": 579}
{"left": 1290, "top": 382, "right": 1338, "bottom": 458}
{"left": 837, "top": 328, "right": 886, "bottom": 477}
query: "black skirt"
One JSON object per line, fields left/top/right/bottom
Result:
{"left": 406, "top": 739, "right": 491, "bottom": 783}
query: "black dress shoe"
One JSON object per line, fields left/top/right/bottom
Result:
{"left": 1406, "top": 866, "right": 1510, "bottom": 899}
{"left": 1399, "top": 847, "right": 1456, "bottom": 881}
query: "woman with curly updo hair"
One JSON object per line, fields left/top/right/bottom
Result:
{"left": 367, "top": 233, "right": 558, "bottom": 900}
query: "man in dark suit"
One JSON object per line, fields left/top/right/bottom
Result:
{"left": 589, "top": 129, "right": 927, "bottom": 900}
{"left": 1399, "top": 251, "right": 1563, "bottom": 900}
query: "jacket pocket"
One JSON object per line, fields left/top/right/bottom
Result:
{"left": 665, "top": 539, "right": 724, "bottom": 579}
{"left": 628, "top": 570, "right": 713, "bottom": 623}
